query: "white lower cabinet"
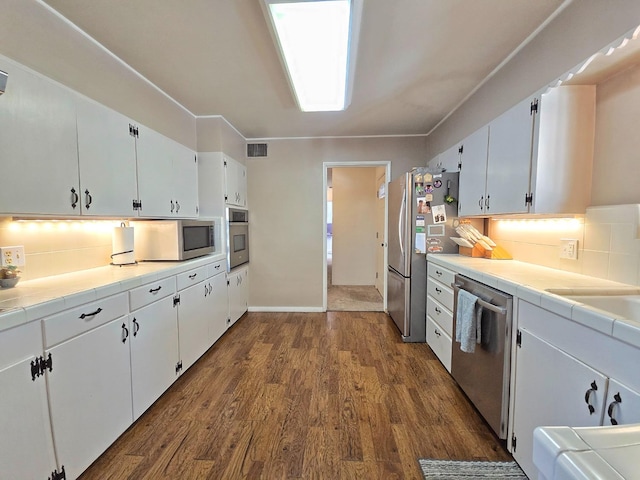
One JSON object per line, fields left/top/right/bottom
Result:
{"left": 177, "top": 278, "right": 212, "bottom": 372}
{"left": 228, "top": 265, "right": 249, "bottom": 326}
{"left": 208, "top": 270, "right": 229, "bottom": 344}
{"left": 45, "top": 317, "right": 133, "bottom": 480}
{"left": 426, "top": 263, "right": 455, "bottom": 372}
{"left": 511, "top": 329, "right": 608, "bottom": 478}
{"left": 0, "top": 322, "right": 57, "bottom": 479}
{"left": 130, "top": 295, "right": 180, "bottom": 420}
{"left": 603, "top": 379, "right": 640, "bottom": 426}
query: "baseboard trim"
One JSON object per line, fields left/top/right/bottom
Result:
{"left": 248, "top": 306, "right": 325, "bottom": 313}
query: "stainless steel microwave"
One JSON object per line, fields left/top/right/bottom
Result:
{"left": 133, "top": 220, "right": 215, "bottom": 261}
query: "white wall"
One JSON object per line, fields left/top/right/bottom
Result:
{"left": 247, "top": 136, "right": 426, "bottom": 310}
{"left": 332, "top": 168, "right": 377, "bottom": 286}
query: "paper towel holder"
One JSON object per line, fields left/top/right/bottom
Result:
{"left": 111, "top": 222, "right": 137, "bottom": 266}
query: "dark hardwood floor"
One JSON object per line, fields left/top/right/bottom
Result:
{"left": 79, "top": 312, "right": 511, "bottom": 480}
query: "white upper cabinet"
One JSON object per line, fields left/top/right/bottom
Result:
{"left": 224, "top": 155, "right": 247, "bottom": 207}
{"left": 439, "top": 143, "right": 461, "bottom": 172}
{"left": 458, "top": 86, "right": 595, "bottom": 216}
{"left": 458, "top": 125, "right": 489, "bottom": 217}
{"left": 0, "top": 57, "right": 80, "bottom": 216}
{"left": 76, "top": 95, "right": 139, "bottom": 216}
{"left": 136, "top": 126, "right": 198, "bottom": 218}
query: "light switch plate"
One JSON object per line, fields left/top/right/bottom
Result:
{"left": 1, "top": 246, "right": 25, "bottom": 267}
{"left": 560, "top": 238, "right": 578, "bottom": 260}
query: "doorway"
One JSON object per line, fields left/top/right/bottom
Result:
{"left": 323, "top": 162, "right": 390, "bottom": 312}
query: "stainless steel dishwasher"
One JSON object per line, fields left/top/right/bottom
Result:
{"left": 452, "top": 274, "right": 513, "bottom": 440}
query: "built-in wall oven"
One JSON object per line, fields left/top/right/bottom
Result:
{"left": 452, "top": 274, "right": 513, "bottom": 440}
{"left": 226, "top": 207, "right": 249, "bottom": 271}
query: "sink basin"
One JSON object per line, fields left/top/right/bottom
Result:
{"left": 566, "top": 295, "right": 640, "bottom": 321}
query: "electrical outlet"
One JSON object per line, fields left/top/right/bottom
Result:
{"left": 560, "top": 238, "right": 578, "bottom": 260}
{"left": 1, "top": 246, "right": 25, "bottom": 267}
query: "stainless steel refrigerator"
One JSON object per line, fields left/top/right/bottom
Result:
{"left": 387, "top": 170, "right": 459, "bottom": 342}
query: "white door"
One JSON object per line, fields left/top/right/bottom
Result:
{"left": 209, "top": 272, "right": 230, "bottom": 344}
{"left": 0, "top": 357, "right": 57, "bottom": 479}
{"left": 375, "top": 171, "right": 386, "bottom": 296}
{"left": 177, "top": 280, "right": 211, "bottom": 371}
{"left": 439, "top": 143, "right": 461, "bottom": 172}
{"left": 135, "top": 125, "right": 174, "bottom": 217}
{"left": 603, "top": 379, "right": 640, "bottom": 426}
{"left": 130, "top": 296, "right": 179, "bottom": 419}
{"left": 224, "top": 156, "right": 247, "bottom": 207}
{"left": 46, "top": 317, "right": 133, "bottom": 480}
{"left": 485, "top": 96, "right": 535, "bottom": 215}
{"left": 0, "top": 58, "right": 80, "bottom": 216}
{"left": 76, "top": 95, "right": 138, "bottom": 216}
{"left": 172, "top": 142, "right": 199, "bottom": 218}
{"left": 458, "top": 125, "right": 489, "bottom": 217}
{"left": 512, "top": 329, "right": 608, "bottom": 479}
{"left": 228, "top": 266, "right": 248, "bottom": 326}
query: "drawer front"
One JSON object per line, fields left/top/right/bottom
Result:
{"left": 177, "top": 266, "right": 208, "bottom": 291}
{"left": 129, "top": 276, "right": 176, "bottom": 311}
{"left": 428, "top": 263, "right": 455, "bottom": 289}
{"left": 0, "top": 321, "right": 43, "bottom": 370}
{"left": 207, "top": 260, "right": 226, "bottom": 278}
{"left": 43, "top": 293, "right": 128, "bottom": 348}
{"left": 427, "top": 296, "right": 453, "bottom": 337}
{"left": 427, "top": 279, "right": 454, "bottom": 309}
{"left": 427, "top": 315, "right": 452, "bottom": 372}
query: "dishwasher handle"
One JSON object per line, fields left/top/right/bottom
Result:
{"left": 452, "top": 283, "right": 508, "bottom": 315}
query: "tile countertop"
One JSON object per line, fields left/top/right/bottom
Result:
{"left": 0, "top": 253, "right": 227, "bottom": 333}
{"left": 427, "top": 254, "right": 640, "bottom": 349}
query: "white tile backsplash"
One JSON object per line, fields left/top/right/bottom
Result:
{"left": 490, "top": 204, "right": 640, "bottom": 286}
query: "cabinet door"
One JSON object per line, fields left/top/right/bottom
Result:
{"left": 228, "top": 266, "right": 248, "bottom": 326}
{"left": 0, "top": 58, "right": 80, "bottom": 216}
{"left": 135, "top": 125, "right": 174, "bottom": 217}
{"left": 130, "top": 296, "right": 179, "bottom": 420}
{"left": 439, "top": 143, "right": 461, "bottom": 172}
{"left": 224, "top": 156, "right": 247, "bottom": 207}
{"left": 485, "top": 96, "right": 535, "bottom": 215}
{"left": 512, "top": 329, "right": 608, "bottom": 479}
{"left": 603, "top": 379, "right": 640, "bottom": 426}
{"left": 177, "top": 280, "right": 211, "bottom": 371}
{"left": 0, "top": 357, "right": 57, "bottom": 479}
{"left": 76, "top": 96, "right": 138, "bottom": 216}
{"left": 46, "top": 317, "right": 133, "bottom": 480}
{"left": 458, "top": 125, "right": 489, "bottom": 217}
{"left": 209, "top": 272, "right": 229, "bottom": 344}
{"left": 172, "top": 143, "right": 199, "bottom": 218}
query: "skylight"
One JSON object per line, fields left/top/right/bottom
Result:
{"left": 264, "top": 0, "right": 360, "bottom": 112}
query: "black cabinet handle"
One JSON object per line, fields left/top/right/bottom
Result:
{"left": 435, "top": 270, "right": 442, "bottom": 277}
{"left": 122, "top": 323, "right": 129, "bottom": 343}
{"left": 435, "top": 287, "right": 442, "bottom": 294}
{"left": 204, "top": 284, "right": 208, "bottom": 297}
{"left": 584, "top": 380, "right": 598, "bottom": 415}
{"left": 132, "top": 318, "right": 140, "bottom": 337}
{"left": 79, "top": 307, "right": 103, "bottom": 320}
{"left": 85, "top": 189, "right": 93, "bottom": 209}
{"left": 208, "top": 283, "right": 212, "bottom": 295}
{"left": 485, "top": 195, "right": 490, "bottom": 210}
{"left": 170, "top": 200, "right": 175, "bottom": 213}
{"left": 176, "top": 200, "right": 180, "bottom": 213}
{"left": 607, "top": 392, "right": 622, "bottom": 425}
{"left": 71, "top": 187, "right": 79, "bottom": 209}
{"left": 434, "top": 329, "right": 441, "bottom": 337}
{"left": 478, "top": 196, "right": 484, "bottom": 209}
{"left": 149, "top": 286, "right": 162, "bottom": 293}
{"left": 434, "top": 307, "right": 441, "bottom": 315}
{"left": 189, "top": 273, "right": 197, "bottom": 279}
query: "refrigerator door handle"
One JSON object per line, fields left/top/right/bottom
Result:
{"left": 399, "top": 184, "right": 406, "bottom": 260}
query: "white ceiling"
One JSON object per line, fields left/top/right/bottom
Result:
{"left": 43, "top": 0, "right": 566, "bottom": 139}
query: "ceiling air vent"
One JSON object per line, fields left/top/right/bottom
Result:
{"left": 247, "top": 143, "right": 268, "bottom": 158}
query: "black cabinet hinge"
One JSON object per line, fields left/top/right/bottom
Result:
{"left": 458, "top": 160, "right": 462, "bottom": 170}
{"left": 49, "top": 465, "right": 66, "bottom": 480}
{"left": 458, "top": 145, "right": 463, "bottom": 155}
{"left": 227, "top": 279, "right": 230, "bottom": 286}
{"left": 525, "top": 193, "right": 533, "bottom": 206}
{"left": 224, "top": 160, "right": 227, "bottom": 167}
{"left": 175, "top": 360, "right": 183, "bottom": 374}
{"left": 516, "top": 330, "right": 522, "bottom": 348}
{"left": 132, "top": 199, "right": 143, "bottom": 211}
{"left": 530, "top": 98, "right": 538, "bottom": 115}
{"left": 129, "top": 124, "right": 139, "bottom": 138}
{"left": 511, "top": 435, "right": 517, "bottom": 452}
{"left": 31, "top": 353, "right": 53, "bottom": 381}
{"left": 173, "top": 294, "right": 181, "bottom": 307}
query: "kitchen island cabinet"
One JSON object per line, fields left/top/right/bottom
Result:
{"left": 0, "top": 321, "right": 58, "bottom": 479}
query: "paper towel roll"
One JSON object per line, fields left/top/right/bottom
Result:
{"left": 112, "top": 225, "right": 136, "bottom": 265}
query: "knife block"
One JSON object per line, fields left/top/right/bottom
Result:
{"left": 458, "top": 244, "right": 486, "bottom": 257}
